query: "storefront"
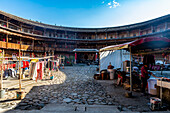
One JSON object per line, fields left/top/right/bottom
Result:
{"left": 73, "top": 48, "right": 98, "bottom": 64}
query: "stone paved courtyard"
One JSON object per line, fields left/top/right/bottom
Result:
{"left": 16, "top": 65, "right": 116, "bottom": 110}
{"left": 1, "top": 65, "right": 169, "bottom": 113}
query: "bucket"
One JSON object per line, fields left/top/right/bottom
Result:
{"left": 107, "top": 69, "right": 115, "bottom": 79}
{"left": 0, "top": 89, "right": 5, "bottom": 98}
{"left": 147, "top": 79, "right": 157, "bottom": 95}
{"left": 50, "top": 76, "right": 54, "bottom": 80}
{"left": 16, "top": 91, "right": 24, "bottom": 100}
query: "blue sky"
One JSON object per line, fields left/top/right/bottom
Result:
{"left": 0, "top": 0, "right": 169, "bottom": 28}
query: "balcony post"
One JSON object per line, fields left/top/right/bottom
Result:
{"left": 75, "top": 33, "right": 77, "bottom": 39}
{"left": 95, "top": 33, "right": 97, "bottom": 39}
{"left": 127, "top": 31, "right": 130, "bottom": 37}
{"left": 106, "top": 32, "right": 107, "bottom": 39}
{"left": 6, "top": 34, "right": 8, "bottom": 49}
{"left": 138, "top": 29, "right": 141, "bottom": 36}
{"left": 20, "top": 24, "right": 22, "bottom": 31}
{"left": 32, "top": 40, "right": 34, "bottom": 57}
{"left": 116, "top": 32, "right": 118, "bottom": 38}
{"left": 6, "top": 18, "right": 9, "bottom": 28}
{"left": 165, "top": 22, "right": 168, "bottom": 30}
{"left": 43, "top": 29, "right": 46, "bottom": 36}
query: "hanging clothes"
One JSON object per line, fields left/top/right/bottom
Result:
{"left": 29, "top": 62, "right": 37, "bottom": 80}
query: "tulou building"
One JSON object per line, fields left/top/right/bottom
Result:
{"left": 0, "top": 10, "right": 170, "bottom": 63}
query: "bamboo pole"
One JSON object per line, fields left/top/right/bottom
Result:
{"left": 129, "top": 46, "right": 132, "bottom": 92}
{"left": 0, "top": 49, "right": 4, "bottom": 90}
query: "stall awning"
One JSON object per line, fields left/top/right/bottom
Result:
{"left": 100, "top": 37, "right": 170, "bottom": 54}
{"left": 73, "top": 48, "right": 99, "bottom": 52}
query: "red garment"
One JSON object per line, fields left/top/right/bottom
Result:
{"left": 141, "top": 66, "right": 148, "bottom": 78}
{"left": 22, "top": 61, "right": 26, "bottom": 68}
{"left": 118, "top": 74, "right": 123, "bottom": 83}
{"left": 108, "top": 65, "right": 114, "bottom": 69}
{"left": 12, "top": 64, "right": 16, "bottom": 68}
{"left": 25, "top": 61, "right": 29, "bottom": 67}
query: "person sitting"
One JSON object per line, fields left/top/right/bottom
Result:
{"left": 108, "top": 62, "right": 114, "bottom": 69}
{"left": 117, "top": 71, "right": 126, "bottom": 86}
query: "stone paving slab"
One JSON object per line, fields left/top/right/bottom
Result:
{"left": 5, "top": 104, "right": 120, "bottom": 113}
{"left": 3, "top": 104, "right": 170, "bottom": 113}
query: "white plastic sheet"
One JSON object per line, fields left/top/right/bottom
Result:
{"left": 100, "top": 50, "right": 130, "bottom": 71}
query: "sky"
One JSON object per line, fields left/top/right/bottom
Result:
{"left": 0, "top": 0, "right": 169, "bottom": 28}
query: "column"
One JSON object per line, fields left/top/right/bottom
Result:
{"left": 75, "top": 33, "right": 77, "bottom": 39}
{"left": 138, "top": 29, "right": 141, "bottom": 36}
{"left": 165, "top": 22, "right": 168, "bottom": 30}
{"left": 95, "top": 33, "right": 97, "bottom": 39}
{"left": 116, "top": 32, "right": 118, "bottom": 38}
{"left": 151, "top": 26, "right": 153, "bottom": 33}
{"left": 105, "top": 32, "right": 108, "bottom": 39}
{"left": 20, "top": 24, "right": 22, "bottom": 31}
{"left": 6, "top": 34, "right": 8, "bottom": 49}
{"left": 32, "top": 40, "right": 34, "bottom": 57}
{"left": 65, "top": 31, "right": 67, "bottom": 38}
{"left": 95, "top": 53, "right": 98, "bottom": 61}
{"left": 32, "top": 26, "right": 35, "bottom": 34}
{"left": 127, "top": 31, "right": 130, "bottom": 37}
{"left": 6, "top": 18, "right": 9, "bottom": 28}
{"left": 44, "top": 29, "right": 46, "bottom": 36}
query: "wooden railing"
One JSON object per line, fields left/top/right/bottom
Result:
{"left": 55, "top": 48, "right": 73, "bottom": 52}
{"left": 0, "top": 41, "right": 30, "bottom": 50}
{"left": 0, "top": 41, "right": 7, "bottom": 48}
{"left": 0, "top": 41, "right": 73, "bottom": 52}
{"left": 34, "top": 46, "right": 44, "bottom": 51}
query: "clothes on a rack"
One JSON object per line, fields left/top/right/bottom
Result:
{"left": 3, "top": 68, "right": 16, "bottom": 78}
{"left": 29, "top": 61, "right": 44, "bottom": 80}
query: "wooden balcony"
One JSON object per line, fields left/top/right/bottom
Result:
{"left": 0, "top": 41, "right": 7, "bottom": 48}
{"left": 34, "top": 46, "right": 44, "bottom": 51}
{"left": 21, "top": 44, "right": 30, "bottom": 50}
{"left": 0, "top": 41, "right": 31, "bottom": 50}
{"left": 55, "top": 48, "right": 73, "bottom": 52}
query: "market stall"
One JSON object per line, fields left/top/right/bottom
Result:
{"left": 99, "top": 37, "right": 170, "bottom": 94}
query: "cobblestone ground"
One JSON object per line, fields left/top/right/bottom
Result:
{"left": 15, "top": 66, "right": 116, "bottom": 110}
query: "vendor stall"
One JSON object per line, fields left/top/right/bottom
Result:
{"left": 99, "top": 37, "right": 170, "bottom": 94}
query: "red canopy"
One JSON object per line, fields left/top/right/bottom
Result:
{"left": 100, "top": 37, "right": 170, "bottom": 54}
{"left": 129, "top": 37, "right": 170, "bottom": 47}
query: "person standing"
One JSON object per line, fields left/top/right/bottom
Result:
{"left": 141, "top": 64, "right": 149, "bottom": 95}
